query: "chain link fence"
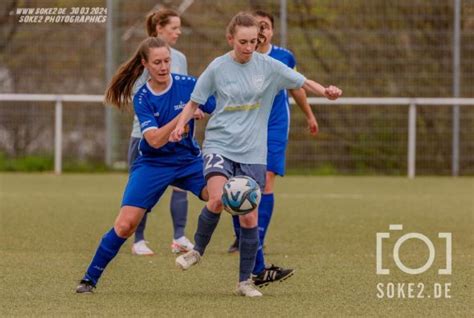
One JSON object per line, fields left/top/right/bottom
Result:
{"left": 1, "top": 0, "right": 473, "bottom": 174}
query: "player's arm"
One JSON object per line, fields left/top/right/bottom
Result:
{"left": 143, "top": 116, "right": 180, "bottom": 149}
{"left": 170, "top": 100, "right": 200, "bottom": 142}
{"left": 289, "top": 88, "right": 318, "bottom": 136}
{"left": 194, "top": 96, "right": 216, "bottom": 120}
{"left": 302, "top": 80, "right": 342, "bottom": 100}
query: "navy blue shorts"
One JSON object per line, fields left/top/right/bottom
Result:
{"left": 203, "top": 153, "right": 266, "bottom": 190}
{"left": 266, "top": 139, "right": 287, "bottom": 176}
{"left": 122, "top": 156, "right": 205, "bottom": 212}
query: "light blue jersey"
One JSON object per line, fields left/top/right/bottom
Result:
{"left": 131, "top": 47, "right": 188, "bottom": 138}
{"left": 191, "top": 52, "right": 306, "bottom": 165}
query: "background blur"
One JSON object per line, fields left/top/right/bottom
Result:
{"left": 1, "top": 0, "right": 473, "bottom": 174}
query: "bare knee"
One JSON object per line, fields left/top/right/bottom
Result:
{"left": 264, "top": 171, "right": 276, "bottom": 193}
{"left": 207, "top": 196, "right": 223, "bottom": 213}
{"left": 114, "top": 219, "right": 136, "bottom": 238}
{"left": 239, "top": 210, "right": 258, "bottom": 228}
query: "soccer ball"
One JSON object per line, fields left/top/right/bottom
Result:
{"left": 222, "top": 176, "right": 261, "bottom": 216}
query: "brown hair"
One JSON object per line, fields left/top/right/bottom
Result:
{"left": 254, "top": 10, "right": 274, "bottom": 28}
{"left": 146, "top": 8, "right": 180, "bottom": 37}
{"left": 226, "top": 12, "right": 259, "bottom": 37}
{"left": 104, "top": 37, "right": 169, "bottom": 110}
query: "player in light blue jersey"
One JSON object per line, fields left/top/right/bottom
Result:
{"left": 228, "top": 10, "right": 320, "bottom": 288}
{"left": 170, "top": 12, "right": 341, "bottom": 297}
{"left": 76, "top": 37, "right": 215, "bottom": 293}
{"left": 128, "top": 9, "right": 194, "bottom": 256}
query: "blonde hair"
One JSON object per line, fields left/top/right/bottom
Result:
{"left": 104, "top": 37, "right": 169, "bottom": 110}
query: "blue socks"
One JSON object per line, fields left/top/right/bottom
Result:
{"left": 134, "top": 213, "right": 147, "bottom": 243}
{"left": 170, "top": 190, "right": 188, "bottom": 239}
{"left": 239, "top": 226, "right": 259, "bottom": 282}
{"left": 193, "top": 206, "right": 220, "bottom": 256}
{"left": 258, "top": 193, "right": 274, "bottom": 246}
{"left": 232, "top": 215, "right": 241, "bottom": 240}
{"left": 83, "top": 228, "right": 127, "bottom": 285}
{"left": 254, "top": 193, "right": 274, "bottom": 275}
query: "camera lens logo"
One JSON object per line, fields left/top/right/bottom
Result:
{"left": 376, "top": 224, "right": 452, "bottom": 275}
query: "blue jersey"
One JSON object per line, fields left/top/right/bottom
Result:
{"left": 265, "top": 45, "right": 296, "bottom": 143}
{"left": 133, "top": 74, "right": 215, "bottom": 165}
{"left": 131, "top": 48, "right": 188, "bottom": 138}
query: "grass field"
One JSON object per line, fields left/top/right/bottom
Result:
{"left": 0, "top": 174, "right": 473, "bottom": 317}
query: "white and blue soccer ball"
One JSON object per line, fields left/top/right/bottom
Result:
{"left": 222, "top": 176, "right": 261, "bottom": 216}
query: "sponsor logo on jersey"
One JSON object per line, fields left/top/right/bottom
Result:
{"left": 141, "top": 120, "right": 151, "bottom": 128}
{"left": 224, "top": 103, "right": 260, "bottom": 112}
{"left": 174, "top": 101, "right": 186, "bottom": 111}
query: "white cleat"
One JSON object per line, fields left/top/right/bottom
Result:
{"left": 175, "top": 249, "right": 201, "bottom": 270}
{"left": 234, "top": 279, "right": 263, "bottom": 297}
{"left": 171, "top": 236, "right": 194, "bottom": 254}
{"left": 131, "top": 240, "right": 155, "bottom": 256}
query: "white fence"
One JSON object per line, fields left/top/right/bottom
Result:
{"left": 1, "top": 94, "right": 474, "bottom": 177}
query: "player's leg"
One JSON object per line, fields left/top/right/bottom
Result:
{"left": 76, "top": 159, "right": 172, "bottom": 293}
{"left": 232, "top": 163, "right": 266, "bottom": 297}
{"left": 169, "top": 187, "right": 194, "bottom": 254}
{"left": 175, "top": 174, "right": 225, "bottom": 269}
{"left": 76, "top": 206, "right": 146, "bottom": 293}
{"left": 227, "top": 151, "right": 277, "bottom": 255}
{"left": 128, "top": 136, "right": 154, "bottom": 256}
{"left": 175, "top": 154, "right": 229, "bottom": 270}
{"left": 235, "top": 208, "right": 261, "bottom": 297}
{"left": 228, "top": 216, "right": 241, "bottom": 253}
{"left": 251, "top": 143, "right": 295, "bottom": 287}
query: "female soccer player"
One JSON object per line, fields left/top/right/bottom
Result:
{"left": 228, "top": 9, "right": 320, "bottom": 288}
{"left": 171, "top": 12, "right": 341, "bottom": 297}
{"left": 129, "top": 9, "right": 194, "bottom": 256}
{"left": 76, "top": 37, "right": 214, "bottom": 293}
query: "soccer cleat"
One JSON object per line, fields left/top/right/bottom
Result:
{"left": 175, "top": 249, "right": 201, "bottom": 270}
{"left": 171, "top": 236, "right": 194, "bottom": 254}
{"left": 227, "top": 237, "right": 239, "bottom": 253}
{"left": 76, "top": 279, "right": 95, "bottom": 294}
{"left": 131, "top": 240, "right": 155, "bottom": 256}
{"left": 234, "top": 279, "right": 263, "bottom": 297}
{"left": 252, "top": 264, "right": 295, "bottom": 288}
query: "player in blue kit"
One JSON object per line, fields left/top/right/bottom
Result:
{"left": 129, "top": 8, "right": 194, "bottom": 256}
{"left": 170, "top": 12, "right": 341, "bottom": 297}
{"left": 228, "top": 10, "right": 320, "bottom": 288}
{"left": 76, "top": 37, "right": 215, "bottom": 293}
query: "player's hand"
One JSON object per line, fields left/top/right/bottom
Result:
{"left": 169, "top": 127, "right": 184, "bottom": 142}
{"left": 307, "top": 115, "right": 319, "bottom": 136}
{"left": 324, "top": 85, "right": 342, "bottom": 100}
{"left": 193, "top": 108, "right": 205, "bottom": 120}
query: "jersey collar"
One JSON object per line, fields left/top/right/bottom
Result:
{"left": 146, "top": 74, "right": 173, "bottom": 96}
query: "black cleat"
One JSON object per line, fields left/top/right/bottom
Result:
{"left": 227, "top": 237, "right": 239, "bottom": 253}
{"left": 76, "top": 279, "right": 95, "bottom": 294}
{"left": 252, "top": 264, "right": 295, "bottom": 288}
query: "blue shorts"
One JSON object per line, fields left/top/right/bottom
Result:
{"left": 267, "top": 139, "right": 287, "bottom": 176}
{"left": 203, "top": 153, "right": 266, "bottom": 190}
{"left": 122, "top": 156, "right": 205, "bottom": 211}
